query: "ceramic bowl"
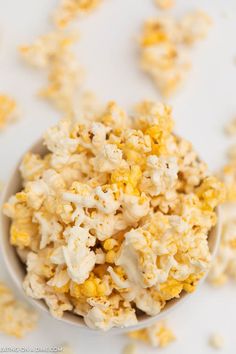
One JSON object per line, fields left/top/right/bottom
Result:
{"left": 0, "top": 139, "right": 222, "bottom": 334}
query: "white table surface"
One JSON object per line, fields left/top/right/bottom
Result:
{"left": 0, "top": 0, "right": 236, "bottom": 353}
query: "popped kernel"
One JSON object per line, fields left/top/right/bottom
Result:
{"left": 122, "top": 343, "right": 137, "bottom": 354}
{"left": 0, "top": 94, "right": 18, "bottom": 130}
{"left": 19, "top": 30, "right": 84, "bottom": 118}
{"left": 140, "top": 11, "right": 211, "bottom": 96}
{"left": 54, "top": 0, "right": 102, "bottom": 28}
{"left": 4, "top": 101, "right": 222, "bottom": 330}
{"left": 0, "top": 282, "right": 38, "bottom": 338}
{"left": 128, "top": 321, "right": 176, "bottom": 348}
{"left": 209, "top": 333, "right": 224, "bottom": 350}
{"left": 154, "top": 0, "right": 175, "bottom": 10}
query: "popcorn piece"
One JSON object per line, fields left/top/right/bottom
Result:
{"left": 128, "top": 321, "right": 176, "bottom": 348}
{"left": 54, "top": 0, "right": 102, "bottom": 28}
{"left": 19, "top": 31, "right": 84, "bottom": 117}
{"left": 154, "top": 0, "right": 175, "bottom": 10}
{"left": 0, "top": 94, "right": 18, "bottom": 130}
{"left": 225, "top": 117, "right": 236, "bottom": 136}
{"left": 4, "top": 101, "right": 223, "bottom": 330}
{"left": 0, "top": 282, "right": 38, "bottom": 338}
{"left": 61, "top": 344, "right": 74, "bottom": 354}
{"left": 140, "top": 11, "right": 211, "bottom": 96}
{"left": 122, "top": 343, "right": 137, "bottom": 354}
{"left": 209, "top": 333, "right": 224, "bottom": 350}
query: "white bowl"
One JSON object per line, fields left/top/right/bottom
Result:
{"left": 0, "top": 139, "right": 222, "bottom": 334}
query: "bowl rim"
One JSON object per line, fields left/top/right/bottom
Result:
{"left": 0, "top": 138, "right": 222, "bottom": 334}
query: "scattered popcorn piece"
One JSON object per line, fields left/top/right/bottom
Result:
{"left": 19, "top": 30, "right": 84, "bottom": 118}
{"left": 61, "top": 343, "right": 74, "bottom": 354}
{"left": 54, "top": 0, "right": 102, "bottom": 28}
{"left": 154, "top": 0, "right": 174, "bottom": 10}
{"left": 209, "top": 333, "right": 224, "bottom": 350}
{"left": 128, "top": 321, "right": 176, "bottom": 348}
{"left": 0, "top": 94, "right": 18, "bottom": 130}
{"left": 140, "top": 11, "right": 211, "bottom": 96}
{"left": 0, "top": 282, "right": 38, "bottom": 338}
{"left": 4, "top": 101, "right": 223, "bottom": 330}
{"left": 122, "top": 343, "right": 137, "bottom": 354}
{"left": 225, "top": 117, "right": 236, "bottom": 136}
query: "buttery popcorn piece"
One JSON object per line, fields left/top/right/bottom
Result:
{"left": 0, "top": 94, "right": 18, "bottom": 130}
{"left": 19, "top": 31, "right": 84, "bottom": 118}
{"left": 209, "top": 333, "right": 224, "bottom": 350}
{"left": 128, "top": 321, "right": 176, "bottom": 348}
{"left": 140, "top": 11, "right": 211, "bottom": 96}
{"left": 4, "top": 101, "right": 223, "bottom": 330}
{"left": 122, "top": 343, "right": 137, "bottom": 354}
{"left": 54, "top": 0, "right": 102, "bottom": 28}
{"left": 154, "top": 0, "right": 175, "bottom": 10}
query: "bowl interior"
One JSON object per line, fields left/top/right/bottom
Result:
{"left": 0, "top": 139, "right": 221, "bottom": 334}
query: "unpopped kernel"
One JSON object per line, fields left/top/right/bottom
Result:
{"left": 0, "top": 282, "right": 38, "bottom": 338}
{"left": 140, "top": 11, "right": 211, "bottom": 96}
{"left": 4, "top": 101, "right": 224, "bottom": 330}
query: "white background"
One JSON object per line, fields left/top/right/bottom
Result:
{"left": 0, "top": 0, "right": 236, "bottom": 353}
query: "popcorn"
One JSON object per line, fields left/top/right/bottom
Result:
{"left": 128, "top": 321, "right": 176, "bottom": 348}
{"left": 122, "top": 343, "right": 137, "bottom": 354}
{"left": 4, "top": 101, "right": 223, "bottom": 330}
{"left": 0, "top": 282, "right": 38, "bottom": 338}
{"left": 225, "top": 117, "right": 236, "bottom": 136}
{"left": 54, "top": 0, "right": 102, "bottom": 28}
{"left": 0, "top": 94, "right": 18, "bottom": 130}
{"left": 140, "top": 11, "right": 211, "bottom": 96}
{"left": 19, "top": 31, "right": 84, "bottom": 117}
{"left": 154, "top": 0, "right": 175, "bottom": 10}
{"left": 209, "top": 333, "right": 224, "bottom": 350}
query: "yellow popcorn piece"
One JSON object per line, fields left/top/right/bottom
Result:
{"left": 209, "top": 333, "right": 224, "bottom": 350}
{"left": 122, "top": 343, "right": 137, "bottom": 354}
{"left": 54, "top": 0, "right": 102, "bottom": 28}
{"left": 154, "top": 0, "right": 175, "bottom": 10}
{"left": 81, "top": 278, "right": 97, "bottom": 297}
{"left": 196, "top": 177, "right": 226, "bottom": 211}
{"left": 159, "top": 277, "right": 183, "bottom": 300}
{"left": 0, "top": 94, "right": 18, "bottom": 130}
{"left": 128, "top": 321, "right": 176, "bottom": 348}
{"left": 0, "top": 282, "right": 38, "bottom": 338}
{"left": 140, "top": 11, "right": 211, "bottom": 96}
{"left": 20, "top": 31, "right": 84, "bottom": 118}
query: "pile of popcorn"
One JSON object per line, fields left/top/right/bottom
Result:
{"left": 140, "top": 11, "right": 211, "bottom": 96}
{"left": 0, "top": 94, "right": 18, "bottom": 130}
{"left": 3, "top": 101, "right": 224, "bottom": 330}
{"left": 0, "top": 282, "right": 38, "bottom": 337}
